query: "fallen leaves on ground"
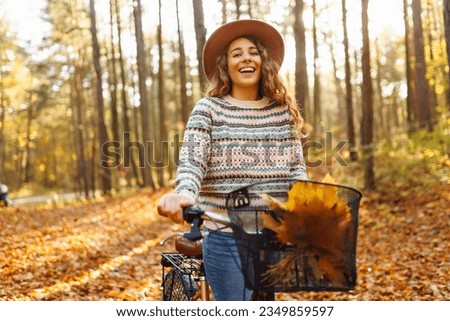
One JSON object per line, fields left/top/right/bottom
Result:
{"left": 0, "top": 188, "right": 180, "bottom": 301}
{"left": 0, "top": 182, "right": 449, "bottom": 301}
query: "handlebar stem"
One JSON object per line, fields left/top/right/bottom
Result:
{"left": 183, "top": 206, "right": 205, "bottom": 240}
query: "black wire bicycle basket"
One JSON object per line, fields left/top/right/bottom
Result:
{"left": 225, "top": 179, "right": 362, "bottom": 292}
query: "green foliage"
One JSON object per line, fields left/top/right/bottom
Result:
{"left": 375, "top": 118, "right": 450, "bottom": 199}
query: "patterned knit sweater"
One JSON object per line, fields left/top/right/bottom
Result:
{"left": 173, "top": 95, "right": 308, "bottom": 228}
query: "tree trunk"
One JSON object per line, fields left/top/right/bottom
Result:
{"left": 247, "top": 0, "right": 253, "bottom": 18}
{"left": 327, "top": 39, "right": 346, "bottom": 133}
{"left": 73, "top": 62, "right": 91, "bottom": 198}
{"left": 89, "top": 0, "right": 112, "bottom": 194}
{"left": 425, "top": 0, "right": 438, "bottom": 119}
{"left": 374, "top": 39, "right": 386, "bottom": 141}
{"left": 391, "top": 87, "right": 400, "bottom": 128}
{"left": 443, "top": 0, "right": 450, "bottom": 106}
{"left": 221, "top": 0, "right": 227, "bottom": 24}
{"left": 353, "top": 49, "right": 362, "bottom": 123}
{"left": 293, "top": 0, "right": 309, "bottom": 121}
{"left": 108, "top": 0, "right": 120, "bottom": 144}
{"left": 89, "top": 113, "right": 98, "bottom": 193}
{"left": 114, "top": 0, "right": 141, "bottom": 187}
{"left": 22, "top": 99, "right": 33, "bottom": 185}
{"left": 342, "top": 0, "right": 358, "bottom": 161}
{"left": 235, "top": 0, "right": 242, "bottom": 19}
{"left": 403, "top": 0, "right": 417, "bottom": 133}
{"left": 312, "top": 0, "right": 321, "bottom": 139}
{"left": 133, "top": 0, "right": 155, "bottom": 188}
{"left": 192, "top": 0, "right": 207, "bottom": 89}
{"left": 0, "top": 62, "right": 5, "bottom": 176}
{"left": 157, "top": 0, "right": 167, "bottom": 187}
{"left": 361, "top": 0, "right": 375, "bottom": 190}
{"left": 411, "top": 0, "right": 433, "bottom": 131}
{"left": 176, "top": 0, "right": 189, "bottom": 128}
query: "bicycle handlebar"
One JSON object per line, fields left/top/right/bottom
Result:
{"left": 182, "top": 205, "right": 231, "bottom": 241}
{"left": 159, "top": 206, "right": 231, "bottom": 246}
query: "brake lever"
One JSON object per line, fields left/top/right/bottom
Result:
{"left": 159, "top": 232, "right": 184, "bottom": 246}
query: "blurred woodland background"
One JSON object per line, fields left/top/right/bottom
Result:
{"left": 0, "top": 0, "right": 449, "bottom": 198}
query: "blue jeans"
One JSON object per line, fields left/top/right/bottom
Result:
{"left": 202, "top": 229, "right": 253, "bottom": 300}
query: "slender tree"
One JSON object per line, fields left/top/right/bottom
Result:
{"left": 247, "top": 0, "right": 253, "bottom": 17}
{"left": 114, "top": 0, "right": 141, "bottom": 187}
{"left": 221, "top": 0, "right": 228, "bottom": 24}
{"left": 403, "top": 0, "right": 417, "bottom": 132}
{"left": 133, "top": 0, "right": 155, "bottom": 188}
{"left": 361, "top": 0, "right": 375, "bottom": 190}
{"left": 108, "top": 0, "right": 120, "bottom": 144}
{"left": 157, "top": 0, "right": 167, "bottom": 187}
{"left": 236, "top": 0, "right": 242, "bottom": 18}
{"left": 22, "top": 92, "right": 34, "bottom": 184}
{"left": 72, "top": 61, "right": 91, "bottom": 197}
{"left": 0, "top": 53, "right": 6, "bottom": 175}
{"left": 293, "top": 0, "right": 309, "bottom": 121}
{"left": 342, "top": 0, "right": 357, "bottom": 161}
{"left": 176, "top": 0, "right": 189, "bottom": 127}
{"left": 326, "top": 37, "right": 345, "bottom": 128}
{"left": 89, "top": 0, "right": 112, "bottom": 194}
{"left": 444, "top": 0, "right": 450, "bottom": 104}
{"left": 192, "top": 0, "right": 207, "bottom": 88}
{"left": 424, "top": 0, "right": 438, "bottom": 115}
{"left": 412, "top": 0, "right": 433, "bottom": 131}
{"left": 374, "top": 39, "right": 386, "bottom": 141}
{"left": 312, "top": 0, "right": 321, "bottom": 139}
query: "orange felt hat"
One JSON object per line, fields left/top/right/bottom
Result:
{"left": 202, "top": 19, "right": 285, "bottom": 80}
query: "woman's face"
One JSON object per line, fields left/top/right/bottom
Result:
{"left": 226, "top": 37, "right": 262, "bottom": 98}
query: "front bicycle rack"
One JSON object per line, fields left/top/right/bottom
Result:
{"left": 161, "top": 253, "right": 203, "bottom": 278}
{"left": 160, "top": 252, "right": 205, "bottom": 301}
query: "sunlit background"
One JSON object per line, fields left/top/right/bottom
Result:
{"left": 0, "top": 0, "right": 448, "bottom": 195}
{"left": 2, "top": 0, "right": 405, "bottom": 71}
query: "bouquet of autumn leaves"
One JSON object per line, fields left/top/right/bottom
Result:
{"left": 258, "top": 175, "right": 355, "bottom": 289}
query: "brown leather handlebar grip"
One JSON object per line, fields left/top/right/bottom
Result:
{"left": 175, "top": 236, "right": 203, "bottom": 256}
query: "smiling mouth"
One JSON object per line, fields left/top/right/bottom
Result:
{"left": 239, "top": 67, "right": 255, "bottom": 73}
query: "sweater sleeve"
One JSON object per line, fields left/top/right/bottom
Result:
{"left": 172, "top": 99, "right": 212, "bottom": 200}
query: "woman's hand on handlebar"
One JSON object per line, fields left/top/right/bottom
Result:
{"left": 157, "top": 194, "right": 195, "bottom": 224}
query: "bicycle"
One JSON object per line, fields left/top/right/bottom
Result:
{"left": 159, "top": 179, "right": 362, "bottom": 301}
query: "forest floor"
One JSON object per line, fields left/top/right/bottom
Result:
{"left": 0, "top": 173, "right": 449, "bottom": 301}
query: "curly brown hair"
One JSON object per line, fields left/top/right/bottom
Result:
{"left": 204, "top": 35, "right": 305, "bottom": 135}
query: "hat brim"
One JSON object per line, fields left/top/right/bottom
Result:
{"left": 202, "top": 20, "right": 284, "bottom": 81}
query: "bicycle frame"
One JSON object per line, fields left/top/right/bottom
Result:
{"left": 196, "top": 275, "right": 210, "bottom": 301}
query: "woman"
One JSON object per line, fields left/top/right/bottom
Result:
{"left": 158, "top": 20, "right": 308, "bottom": 300}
